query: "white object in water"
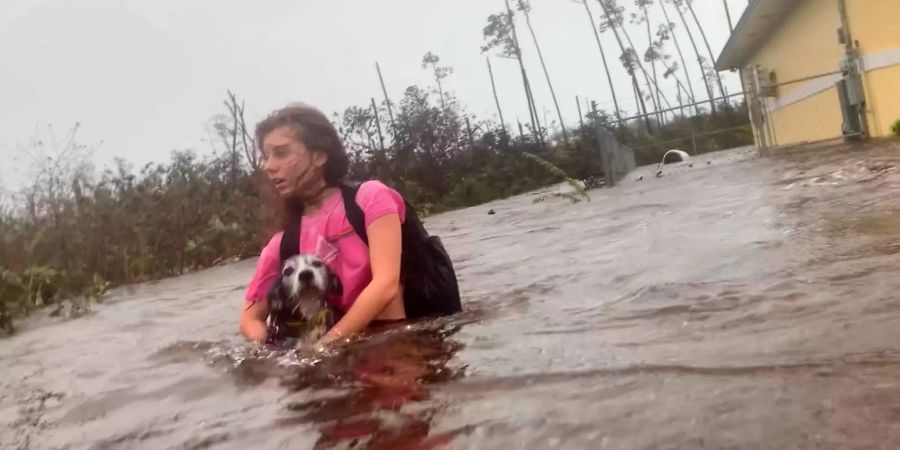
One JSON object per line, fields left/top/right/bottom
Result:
{"left": 662, "top": 149, "right": 691, "bottom": 165}
{"left": 656, "top": 149, "right": 691, "bottom": 175}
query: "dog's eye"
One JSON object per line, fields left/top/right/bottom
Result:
{"left": 311, "top": 260, "right": 324, "bottom": 268}
{"left": 283, "top": 267, "right": 295, "bottom": 277}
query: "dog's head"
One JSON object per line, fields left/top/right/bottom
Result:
{"left": 268, "top": 254, "right": 342, "bottom": 323}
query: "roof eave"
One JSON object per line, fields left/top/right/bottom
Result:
{"left": 715, "top": 0, "right": 803, "bottom": 71}
{"left": 715, "top": 0, "right": 763, "bottom": 70}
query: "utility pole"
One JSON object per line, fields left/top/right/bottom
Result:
{"left": 576, "top": 96, "right": 584, "bottom": 128}
{"left": 375, "top": 62, "right": 396, "bottom": 131}
{"left": 370, "top": 98, "right": 385, "bottom": 152}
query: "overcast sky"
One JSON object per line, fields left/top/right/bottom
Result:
{"left": 0, "top": 0, "right": 748, "bottom": 193}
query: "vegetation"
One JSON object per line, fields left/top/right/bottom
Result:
{"left": 892, "top": 119, "right": 900, "bottom": 136}
{"left": 1, "top": 1, "right": 750, "bottom": 334}
{"left": 0, "top": 117, "right": 265, "bottom": 334}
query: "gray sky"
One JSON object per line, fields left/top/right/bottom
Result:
{"left": 0, "top": 0, "right": 747, "bottom": 193}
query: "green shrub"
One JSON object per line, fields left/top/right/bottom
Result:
{"left": 892, "top": 119, "right": 900, "bottom": 136}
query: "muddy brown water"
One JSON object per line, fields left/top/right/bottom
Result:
{"left": 3, "top": 142, "right": 900, "bottom": 449}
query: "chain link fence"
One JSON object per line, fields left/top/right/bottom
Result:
{"left": 746, "top": 67, "right": 867, "bottom": 153}
{"left": 588, "top": 64, "right": 866, "bottom": 175}
{"left": 594, "top": 92, "right": 755, "bottom": 171}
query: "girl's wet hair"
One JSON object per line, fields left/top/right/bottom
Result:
{"left": 254, "top": 103, "right": 349, "bottom": 185}
{"left": 254, "top": 103, "right": 350, "bottom": 234}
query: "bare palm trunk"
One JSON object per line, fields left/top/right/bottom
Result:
{"left": 486, "top": 57, "right": 508, "bottom": 135}
{"left": 523, "top": 70, "right": 544, "bottom": 139}
{"left": 723, "top": 0, "right": 734, "bottom": 32}
{"left": 669, "top": 0, "right": 716, "bottom": 114}
{"left": 643, "top": 5, "right": 664, "bottom": 125}
{"left": 520, "top": 4, "right": 569, "bottom": 144}
{"left": 659, "top": 0, "right": 699, "bottom": 115}
{"left": 582, "top": 0, "right": 622, "bottom": 121}
{"left": 505, "top": 0, "right": 543, "bottom": 145}
{"left": 631, "top": 77, "right": 650, "bottom": 133}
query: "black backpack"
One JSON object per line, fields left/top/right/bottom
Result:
{"left": 279, "top": 182, "right": 462, "bottom": 320}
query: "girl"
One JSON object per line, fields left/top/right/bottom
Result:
{"left": 239, "top": 103, "right": 406, "bottom": 346}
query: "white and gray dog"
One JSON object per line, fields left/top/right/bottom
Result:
{"left": 266, "top": 254, "right": 342, "bottom": 346}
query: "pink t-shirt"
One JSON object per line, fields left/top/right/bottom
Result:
{"left": 244, "top": 181, "right": 406, "bottom": 312}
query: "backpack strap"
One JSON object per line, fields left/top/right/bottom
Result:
{"left": 279, "top": 205, "right": 303, "bottom": 263}
{"left": 340, "top": 183, "right": 369, "bottom": 245}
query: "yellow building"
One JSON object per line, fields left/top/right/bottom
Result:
{"left": 716, "top": 0, "right": 900, "bottom": 147}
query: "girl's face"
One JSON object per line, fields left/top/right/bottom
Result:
{"left": 261, "top": 125, "right": 328, "bottom": 199}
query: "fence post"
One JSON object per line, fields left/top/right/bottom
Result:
{"left": 594, "top": 124, "right": 636, "bottom": 188}
{"left": 598, "top": 128, "right": 615, "bottom": 188}
{"left": 749, "top": 65, "right": 770, "bottom": 157}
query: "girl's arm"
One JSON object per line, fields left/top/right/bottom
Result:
{"left": 318, "top": 212, "right": 403, "bottom": 344}
{"left": 239, "top": 299, "right": 270, "bottom": 342}
{"left": 240, "top": 233, "right": 281, "bottom": 342}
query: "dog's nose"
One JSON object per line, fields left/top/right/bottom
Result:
{"left": 297, "top": 270, "right": 314, "bottom": 284}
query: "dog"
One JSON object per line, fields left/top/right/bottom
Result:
{"left": 266, "top": 254, "right": 343, "bottom": 346}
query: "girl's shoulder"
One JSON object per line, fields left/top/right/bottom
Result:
{"left": 357, "top": 179, "right": 401, "bottom": 197}
{"left": 352, "top": 180, "right": 406, "bottom": 225}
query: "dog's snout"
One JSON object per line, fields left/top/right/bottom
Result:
{"left": 298, "top": 269, "right": 314, "bottom": 283}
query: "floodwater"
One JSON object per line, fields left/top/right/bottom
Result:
{"left": 3, "top": 141, "right": 900, "bottom": 449}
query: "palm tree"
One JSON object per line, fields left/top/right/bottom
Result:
{"left": 517, "top": 0, "right": 569, "bottom": 144}
{"left": 633, "top": 0, "right": 664, "bottom": 125}
{"left": 655, "top": 5, "right": 700, "bottom": 116}
{"left": 649, "top": 28, "right": 693, "bottom": 118}
{"left": 482, "top": 2, "right": 543, "bottom": 144}
{"left": 600, "top": 1, "right": 675, "bottom": 111}
{"left": 598, "top": 0, "right": 676, "bottom": 132}
{"left": 682, "top": 0, "right": 728, "bottom": 103}
{"left": 595, "top": 0, "right": 649, "bottom": 132}
{"left": 421, "top": 52, "right": 453, "bottom": 110}
{"left": 666, "top": 0, "right": 716, "bottom": 114}
{"left": 579, "top": 0, "right": 623, "bottom": 122}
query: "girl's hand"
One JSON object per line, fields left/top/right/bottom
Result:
{"left": 315, "top": 326, "right": 348, "bottom": 348}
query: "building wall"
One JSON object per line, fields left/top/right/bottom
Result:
{"left": 744, "top": 0, "right": 845, "bottom": 146}
{"left": 767, "top": 89, "right": 845, "bottom": 147}
{"left": 742, "top": 0, "right": 900, "bottom": 145}
{"left": 862, "top": 66, "right": 900, "bottom": 137}
{"left": 847, "top": 0, "right": 900, "bottom": 54}
{"left": 847, "top": 0, "right": 900, "bottom": 137}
